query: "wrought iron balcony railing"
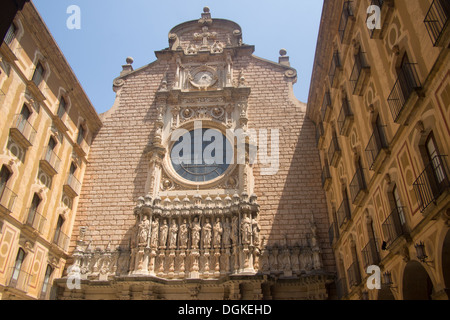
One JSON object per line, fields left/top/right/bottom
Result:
{"left": 329, "top": 51, "right": 342, "bottom": 88}
{"left": 321, "top": 91, "right": 332, "bottom": 122}
{"left": 328, "top": 135, "right": 341, "bottom": 168}
{"left": 0, "top": 185, "right": 17, "bottom": 213}
{"left": 10, "top": 114, "right": 37, "bottom": 148}
{"left": 338, "top": 1, "right": 354, "bottom": 43}
{"left": 25, "top": 208, "right": 47, "bottom": 234}
{"left": 350, "top": 51, "right": 370, "bottom": 96}
{"left": 53, "top": 230, "right": 70, "bottom": 252}
{"left": 322, "top": 163, "right": 332, "bottom": 191}
{"left": 337, "top": 98, "right": 354, "bottom": 136}
{"left": 365, "top": 125, "right": 389, "bottom": 171}
{"left": 40, "top": 147, "right": 61, "bottom": 176}
{"left": 350, "top": 166, "right": 367, "bottom": 205}
{"left": 388, "top": 63, "right": 422, "bottom": 123}
{"left": 382, "top": 206, "right": 408, "bottom": 247}
{"left": 361, "top": 238, "right": 380, "bottom": 269}
{"left": 337, "top": 195, "right": 352, "bottom": 228}
{"left": 424, "top": 0, "right": 450, "bottom": 46}
{"left": 413, "top": 155, "right": 450, "bottom": 213}
{"left": 316, "top": 122, "right": 325, "bottom": 148}
{"left": 328, "top": 221, "right": 340, "bottom": 246}
{"left": 8, "top": 267, "right": 31, "bottom": 293}
{"left": 64, "top": 174, "right": 81, "bottom": 197}
{"left": 347, "top": 261, "right": 362, "bottom": 288}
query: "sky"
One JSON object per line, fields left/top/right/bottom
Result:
{"left": 32, "top": 0, "right": 324, "bottom": 115}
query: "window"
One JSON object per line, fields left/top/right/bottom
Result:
{"left": 27, "top": 193, "right": 41, "bottom": 226}
{"left": 53, "top": 215, "right": 65, "bottom": 244}
{"left": 40, "top": 265, "right": 54, "bottom": 299}
{"left": 20, "top": 104, "right": 31, "bottom": 121}
{"left": 48, "top": 137, "right": 57, "bottom": 151}
{"left": 10, "top": 248, "right": 26, "bottom": 284}
{"left": 170, "top": 128, "right": 232, "bottom": 183}
{"left": 0, "top": 166, "right": 12, "bottom": 195}
{"left": 4, "top": 23, "right": 17, "bottom": 45}
{"left": 69, "top": 163, "right": 77, "bottom": 176}
{"left": 392, "top": 185, "right": 406, "bottom": 225}
{"left": 77, "top": 125, "right": 85, "bottom": 145}
{"left": 32, "top": 62, "right": 45, "bottom": 87}
{"left": 426, "top": 133, "right": 446, "bottom": 185}
{"left": 57, "top": 98, "right": 66, "bottom": 119}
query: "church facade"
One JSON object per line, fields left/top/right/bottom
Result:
{"left": 53, "top": 8, "right": 336, "bottom": 300}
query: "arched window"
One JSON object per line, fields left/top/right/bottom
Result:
{"left": 10, "top": 248, "right": 26, "bottom": 286}
{"left": 32, "top": 62, "right": 45, "bottom": 86}
{"left": 77, "top": 125, "right": 85, "bottom": 145}
{"left": 40, "top": 265, "right": 54, "bottom": 299}
{"left": 0, "top": 165, "right": 12, "bottom": 194}
{"left": 57, "top": 97, "right": 67, "bottom": 119}
{"left": 26, "top": 193, "right": 42, "bottom": 228}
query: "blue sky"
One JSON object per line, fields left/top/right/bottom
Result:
{"left": 32, "top": 0, "right": 324, "bottom": 114}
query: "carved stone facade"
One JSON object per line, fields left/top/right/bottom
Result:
{"left": 55, "top": 7, "right": 335, "bottom": 300}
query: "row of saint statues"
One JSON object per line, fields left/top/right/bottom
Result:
{"left": 136, "top": 213, "right": 260, "bottom": 250}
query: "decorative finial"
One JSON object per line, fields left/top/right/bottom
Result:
{"left": 279, "top": 49, "right": 287, "bottom": 56}
{"left": 126, "top": 57, "right": 134, "bottom": 65}
{"left": 203, "top": 6, "right": 210, "bottom": 13}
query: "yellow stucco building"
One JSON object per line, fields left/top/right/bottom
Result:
{"left": 0, "top": 3, "right": 101, "bottom": 299}
{"left": 307, "top": 0, "right": 449, "bottom": 300}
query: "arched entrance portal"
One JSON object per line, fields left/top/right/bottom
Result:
{"left": 403, "top": 260, "right": 433, "bottom": 300}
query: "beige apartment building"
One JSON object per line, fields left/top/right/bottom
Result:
{"left": 0, "top": 3, "right": 102, "bottom": 299}
{"left": 308, "top": 0, "right": 449, "bottom": 300}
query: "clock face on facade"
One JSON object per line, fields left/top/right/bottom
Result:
{"left": 170, "top": 129, "right": 232, "bottom": 183}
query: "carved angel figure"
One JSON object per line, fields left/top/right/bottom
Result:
{"left": 213, "top": 218, "right": 223, "bottom": 248}
{"left": 150, "top": 217, "right": 159, "bottom": 248}
{"left": 240, "top": 214, "right": 252, "bottom": 245}
{"left": 179, "top": 219, "right": 189, "bottom": 249}
{"left": 138, "top": 215, "right": 150, "bottom": 245}
{"left": 191, "top": 217, "right": 202, "bottom": 249}
{"left": 202, "top": 218, "right": 212, "bottom": 249}
{"left": 168, "top": 220, "right": 178, "bottom": 249}
{"left": 159, "top": 219, "right": 169, "bottom": 247}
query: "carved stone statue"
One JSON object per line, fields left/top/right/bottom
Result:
{"left": 159, "top": 219, "right": 169, "bottom": 247}
{"left": 241, "top": 213, "right": 252, "bottom": 245}
{"left": 223, "top": 217, "right": 232, "bottom": 247}
{"left": 231, "top": 215, "right": 239, "bottom": 246}
{"left": 169, "top": 219, "right": 178, "bottom": 249}
{"left": 191, "top": 217, "right": 201, "bottom": 249}
{"left": 213, "top": 218, "right": 223, "bottom": 248}
{"left": 202, "top": 218, "right": 212, "bottom": 249}
{"left": 179, "top": 219, "right": 189, "bottom": 249}
{"left": 150, "top": 217, "right": 159, "bottom": 248}
{"left": 138, "top": 215, "right": 150, "bottom": 245}
{"left": 252, "top": 217, "right": 260, "bottom": 247}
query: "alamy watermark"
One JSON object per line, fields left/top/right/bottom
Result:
{"left": 367, "top": 5, "right": 382, "bottom": 30}
{"left": 66, "top": 5, "right": 81, "bottom": 30}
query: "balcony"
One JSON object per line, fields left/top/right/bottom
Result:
{"left": 328, "top": 222, "right": 340, "bottom": 246}
{"left": 53, "top": 230, "right": 70, "bottom": 252}
{"left": 321, "top": 91, "right": 333, "bottom": 122}
{"left": 388, "top": 63, "right": 422, "bottom": 124}
{"left": 64, "top": 174, "right": 81, "bottom": 198}
{"left": 328, "top": 136, "right": 341, "bottom": 168}
{"left": 349, "top": 51, "right": 370, "bottom": 96}
{"left": 7, "top": 267, "right": 31, "bottom": 293}
{"left": 350, "top": 166, "right": 368, "bottom": 206}
{"left": 336, "top": 277, "right": 349, "bottom": 299}
{"left": 9, "top": 115, "right": 37, "bottom": 149}
{"left": 73, "top": 138, "right": 89, "bottom": 158}
{"left": 382, "top": 207, "right": 408, "bottom": 248}
{"left": 52, "top": 111, "right": 69, "bottom": 133}
{"left": 322, "top": 163, "right": 332, "bottom": 191}
{"left": 365, "top": 126, "right": 389, "bottom": 172}
{"left": 338, "top": 1, "right": 355, "bottom": 44}
{"left": 413, "top": 155, "right": 450, "bottom": 213}
{"left": 337, "top": 98, "right": 354, "bottom": 137}
{"left": 337, "top": 196, "right": 352, "bottom": 228}
{"left": 25, "top": 208, "right": 47, "bottom": 234}
{"left": 329, "top": 51, "right": 342, "bottom": 88}
{"left": 361, "top": 238, "right": 380, "bottom": 269}
{"left": 0, "top": 185, "right": 17, "bottom": 214}
{"left": 347, "top": 261, "right": 362, "bottom": 288}
{"left": 424, "top": 0, "right": 450, "bottom": 47}
{"left": 316, "top": 122, "right": 325, "bottom": 149}
{"left": 368, "top": 0, "right": 394, "bottom": 39}
{"left": 40, "top": 147, "right": 61, "bottom": 176}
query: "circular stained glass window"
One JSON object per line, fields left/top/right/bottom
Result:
{"left": 170, "top": 128, "right": 233, "bottom": 182}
